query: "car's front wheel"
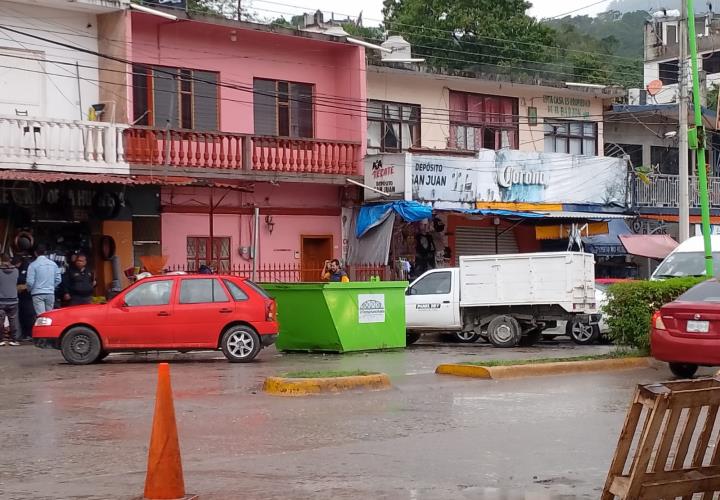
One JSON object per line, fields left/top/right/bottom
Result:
{"left": 221, "top": 325, "right": 261, "bottom": 363}
{"left": 669, "top": 362, "right": 699, "bottom": 379}
{"left": 60, "top": 327, "right": 102, "bottom": 365}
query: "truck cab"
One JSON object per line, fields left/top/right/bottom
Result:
{"left": 405, "top": 268, "right": 462, "bottom": 330}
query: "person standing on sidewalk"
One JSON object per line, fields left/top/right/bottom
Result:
{"left": 12, "top": 256, "right": 34, "bottom": 341}
{"left": 0, "top": 254, "right": 20, "bottom": 346}
{"left": 27, "top": 244, "right": 61, "bottom": 315}
{"left": 62, "top": 254, "right": 95, "bottom": 306}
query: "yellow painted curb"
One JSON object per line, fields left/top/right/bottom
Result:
{"left": 436, "top": 357, "right": 652, "bottom": 380}
{"left": 262, "top": 373, "right": 391, "bottom": 396}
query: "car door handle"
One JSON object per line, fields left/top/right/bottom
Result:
{"left": 443, "top": 301, "right": 450, "bottom": 304}
{"left": 219, "top": 308, "right": 233, "bottom": 313}
{"left": 157, "top": 311, "right": 170, "bottom": 317}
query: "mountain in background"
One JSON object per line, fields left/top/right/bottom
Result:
{"left": 544, "top": 10, "right": 648, "bottom": 59}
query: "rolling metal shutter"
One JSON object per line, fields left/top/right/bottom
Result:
{"left": 454, "top": 226, "right": 518, "bottom": 263}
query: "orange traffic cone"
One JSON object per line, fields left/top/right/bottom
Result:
{"left": 143, "top": 363, "right": 195, "bottom": 500}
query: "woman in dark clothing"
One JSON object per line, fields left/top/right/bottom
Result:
{"left": 12, "top": 256, "right": 34, "bottom": 341}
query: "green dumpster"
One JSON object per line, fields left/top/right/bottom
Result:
{"left": 261, "top": 281, "right": 408, "bottom": 353}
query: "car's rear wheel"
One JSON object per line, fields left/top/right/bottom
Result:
{"left": 221, "top": 325, "right": 261, "bottom": 363}
{"left": 453, "top": 331, "right": 480, "bottom": 343}
{"left": 669, "top": 363, "right": 699, "bottom": 379}
{"left": 60, "top": 327, "right": 102, "bottom": 365}
{"left": 567, "top": 321, "right": 600, "bottom": 345}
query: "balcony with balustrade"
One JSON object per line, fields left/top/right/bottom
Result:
{"left": 631, "top": 173, "right": 720, "bottom": 208}
{"left": 0, "top": 115, "right": 129, "bottom": 175}
{"left": 123, "top": 127, "right": 362, "bottom": 183}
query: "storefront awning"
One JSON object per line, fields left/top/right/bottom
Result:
{"left": 619, "top": 234, "right": 679, "bottom": 260}
{"left": 0, "top": 170, "right": 253, "bottom": 191}
{"left": 0, "top": 170, "right": 144, "bottom": 185}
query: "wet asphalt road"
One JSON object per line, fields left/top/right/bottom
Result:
{"left": 0, "top": 336, "right": 711, "bottom": 500}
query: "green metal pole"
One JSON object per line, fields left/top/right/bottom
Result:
{"left": 687, "top": 0, "right": 714, "bottom": 277}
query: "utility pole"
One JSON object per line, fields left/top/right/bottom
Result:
{"left": 679, "top": 0, "right": 691, "bottom": 242}
{"left": 687, "top": 0, "right": 714, "bottom": 276}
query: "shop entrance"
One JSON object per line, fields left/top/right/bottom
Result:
{"left": 301, "top": 236, "right": 332, "bottom": 282}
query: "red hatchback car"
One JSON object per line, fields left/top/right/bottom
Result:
{"left": 651, "top": 279, "right": 720, "bottom": 378}
{"left": 32, "top": 274, "right": 278, "bottom": 365}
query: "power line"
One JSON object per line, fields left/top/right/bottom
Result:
{"left": 0, "top": 51, "right": 672, "bottom": 130}
{"left": 248, "top": 0, "right": 642, "bottom": 62}
{"left": 549, "top": 0, "right": 613, "bottom": 19}
{"left": 0, "top": 13, "right": 644, "bottom": 87}
{"left": 0, "top": 26, "right": 645, "bottom": 127}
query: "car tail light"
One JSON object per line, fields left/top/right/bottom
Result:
{"left": 653, "top": 311, "right": 667, "bottom": 331}
{"left": 266, "top": 300, "right": 277, "bottom": 321}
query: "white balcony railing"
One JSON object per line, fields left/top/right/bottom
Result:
{"left": 0, "top": 115, "right": 129, "bottom": 174}
{"left": 632, "top": 174, "right": 720, "bottom": 208}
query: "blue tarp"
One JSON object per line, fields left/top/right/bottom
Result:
{"left": 357, "top": 201, "right": 432, "bottom": 238}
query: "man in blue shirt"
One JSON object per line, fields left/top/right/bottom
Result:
{"left": 27, "top": 244, "right": 62, "bottom": 314}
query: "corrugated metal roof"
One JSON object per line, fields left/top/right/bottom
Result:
{"left": 532, "top": 211, "right": 631, "bottom": 220}
{"left": 0, "top": 170, "right": 143, "bottom": 185}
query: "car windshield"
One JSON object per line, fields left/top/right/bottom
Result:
{"left": 653, "top": 252, "right": 720, "bottom": 278}
{"left": 677, "top": 280, "right": 720, "bottom": 302}
{"left": 596, "top": 283, "right": 609, "bottom": 293}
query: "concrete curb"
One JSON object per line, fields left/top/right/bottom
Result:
{"left": 435, "top": 357, "right": 653, "bottom": 379}
{"left": 262, "top": 373, "right": 392, "bottom": 396}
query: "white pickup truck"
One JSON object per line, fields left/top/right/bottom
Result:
{"left": 405, "top": 252, "right": 599, "bottom": 348}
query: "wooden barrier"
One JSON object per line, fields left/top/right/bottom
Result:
{"left": 603, "top": 377, "right": 720, "bottom": 499}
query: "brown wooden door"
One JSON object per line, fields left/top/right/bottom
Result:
{"left": 301, "top": 236, "right": 333, "bottom": 282}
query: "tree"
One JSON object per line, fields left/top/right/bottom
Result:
{"left": 382, "top": 0, "right": 558, "bottom": 76}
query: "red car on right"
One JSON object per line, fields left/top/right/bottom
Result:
{"left": 651, "top": 279, "right": 720, "bottom": 378}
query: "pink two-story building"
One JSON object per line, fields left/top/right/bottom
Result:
{"left": 112, "top": 9, "right": 366, "bottom": 276}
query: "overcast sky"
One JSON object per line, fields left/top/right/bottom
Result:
{"left": 250, "top": 0, "right": 610, "bottom": 25}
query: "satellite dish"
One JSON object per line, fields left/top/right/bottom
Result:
{"left": 647, "top": 79, "right": 663, "bottom": 96}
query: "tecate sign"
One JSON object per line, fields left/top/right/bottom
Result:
{"left": 497, "top": 166, "right": 547, "bottom": 189}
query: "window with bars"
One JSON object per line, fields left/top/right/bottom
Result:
{"left": 544, "top": 120, "right": 598, "bottom": 156}
{"left": 253, "top": 78, "right": 314, "bottom": 138}
{"left": 132, "top": 65, "right": 219, "bottom": 130}
{"left": 448, "top": 91, "right": 518, "bottom": 151}
{"left": 367, "top": 100, "right": 421, "bottom": 153}
{"left": 186, "top": 237, "right": 231, "bottom": 272}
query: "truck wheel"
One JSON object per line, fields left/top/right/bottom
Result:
{"left": 669, "top": 363, "right": 698, "bottom": 379}
{"left": 519, "top": 329, "right": 542, "bottom": 347}
{"left": 487, "top": 316, "right": 521, "bottom": 348}
{"left": 567, "top": 321, "right": 600, "bottom": 345}
{"left": 453, "top": 331, "right": 480, "bottom": 343}
{"left": 406, "top": 331, "right": 422, "bottom": 345}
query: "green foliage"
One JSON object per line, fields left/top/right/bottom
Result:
{"left": 460, "top": 349, "right": 645, "bottom": 367}
{"left": 604, "top": 278, "right": 706, "bottom": 352}
{"left": 380, "top": 0, "right": 643, "bottom": 86}
{"left": 382, "top": 0, "right": 557, "bottom": 74}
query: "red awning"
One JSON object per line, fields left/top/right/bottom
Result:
{"left": 0, "top": 170, "right": 252, "bottom": 191}
{"left": 0, "top": 170, "right": 145, "bottom": 185}
{"left": 619, "top": 234, "right": 679, "bottom": 260}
